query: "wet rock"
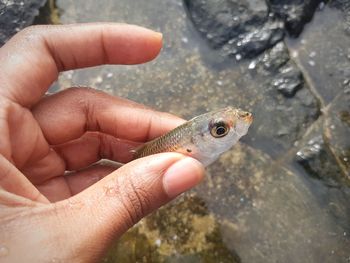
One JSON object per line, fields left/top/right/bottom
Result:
{"left": 104, "top": 196, "right": 241, "bottom": 263}
{"left": 328, "top": 0, "right": 350, "bottom": 35}
{"left": 285, "top": 5, "right": 350, "bottom": 185}
{"left": 286, "top": 7, "right": 350, "bottom": 104}
{"left": 196, "top": 144, "right": 350, "bottom": 262}
{"left": 268, "top": 0, "right": 323, "bottom": 36}
{"left": 250, "top": 42, "right": 289, "bottom": 73}
{"left": 249, "top": 42, "right": 304, "bottom": 98}
{"left": 324, "top": 91, "right": 350, "bottom": 182}
{"left": 294, "top": 111, "right": 350, "bottom": 187}
{"left": 220, "top": 19, "right": 284, "bottom": 59}
{"left": 296, "top": 133, "right": 346, "bottom": 186}
{"left": 272, "top": 63, "right": 303, "bottom": 97}
{"left": 184, "top": 0, "right": 324, "bottom": 58}
{"left": 296, "top": 135, "right": 323, "bottom": 162}
{"left": 0, "top": 0, "right": 47, "bottom": 46}
{"left": 329, "top": 0, "right": 350, "bottom": 10}
{"left": 184, "top": 0, "right": 268, "bottom": 48}
{"left": 244, "top": 42, "right": 319, "bottom": 153}
{"left": 184, "top": 0, "right": 284, "bottom": 59}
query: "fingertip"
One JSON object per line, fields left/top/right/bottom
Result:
{"left": 155, "top": 31, "right": 163, "bottom": 41}
{"left": 163, "top": 157, "right": 205, "bottom": 198}
{"left": 103, "top": 24, "right": 163, "bottom": 65}
{"left": 140, "top": 30, "right": 163, "bottom": 63}
{"left": 152, "top": 31, "right": 163, "bottom": 57}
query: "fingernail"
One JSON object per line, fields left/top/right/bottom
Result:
{"left": 163, "top": 157, "right": 204, "bottom": 198}
{"left": 155, "top": 31, "right": 163, "bottom": 41}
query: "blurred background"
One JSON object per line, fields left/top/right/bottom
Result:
{"left": 1, "top": 0, "right": 349, "bottom": 262}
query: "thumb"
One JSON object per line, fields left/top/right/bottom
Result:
{"left": 56, "top": 153, "right": 204, "bottom": 261}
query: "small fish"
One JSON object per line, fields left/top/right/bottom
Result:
{"left": 133, "top": 107, "right": 253, "bottom": 166}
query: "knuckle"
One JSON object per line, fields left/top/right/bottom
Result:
{"left": 19, "top": 25, "right": 38, "bottom": 36}
{"left": 66, "top": 87, "right": 104, "bottom": 130}
{"left": 63, "top": 86, "right": 106, "bottom": 103}
{"left": 18, "top": 25, "right": 46, "bottom": 41}
{"left": 63, "top": 86, "right": 95, "bottom": 96}
{"left": 61, "top": 87, "right": 97, "bottom": 111}
{"left": 14, "top": 25, "right": 51, "bottom": 55}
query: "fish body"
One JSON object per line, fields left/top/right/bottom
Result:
{"left": 134, "top": 107, "right": 253, "bottom": 166}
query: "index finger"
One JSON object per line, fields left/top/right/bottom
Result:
{"left": 0, "top": 23, "right": 163, "bottom": 107}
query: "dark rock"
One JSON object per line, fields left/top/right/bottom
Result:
{"left": 295, "top": 114, "right": 349, "bottom": 187}
{"left": 251, "top": 42, "right": 306, "bottom": 98}
{"left": 184, "top": 0, "right": 268, "bottom": 48}
{"left": 296, "top": 134, "right": 345, "bottom": 186}
{"left": 0, "top": 0, "right": 46, "bottom": 46}
{"left": 268, "top": 0, "right": 323, "bottom": 36}
{"left": 220, "top": 18, "right": 285, "bottom": 59}
{"left": 184, "top": 0, "right": 324, "bottom": 58}
{"left": 184, "top": 0, "right": 285, "bottom": 59}
{"left": 329, "top": 0, "right": 350, "bottom": 9}
{"left": 250, "top": 42, "right": 292, "bottom": 75}
{"left": 272, "top": 64, "right": 303, "bottom": 97}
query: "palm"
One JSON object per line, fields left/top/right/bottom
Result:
{"left": 1, "top": 99, "right": 54, "bottom": 202}
{"left": 3, "top": 95, "right": 100, "bottom": 202}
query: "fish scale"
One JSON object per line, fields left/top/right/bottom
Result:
{"left": 134, "top": 123, "right": 193, "bottom": 158}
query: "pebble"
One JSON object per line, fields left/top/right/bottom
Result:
{"left": 308, "top": 60, "right": 316, "bottom": 66}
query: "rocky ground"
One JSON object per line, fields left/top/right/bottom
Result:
{"left": 0, "top": 0, "right": 46, "bottom": 45}
{"left": 1, "top": 0, "right": 349, "bottom": 262}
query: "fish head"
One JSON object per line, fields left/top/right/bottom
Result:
{"left": 191, "top": 107, "right": 253, "bottom": 155}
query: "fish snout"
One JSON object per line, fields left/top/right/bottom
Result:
{"left": 238, "top": 110, "right": 253, "bottom": 124}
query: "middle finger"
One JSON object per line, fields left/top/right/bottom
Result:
{"left": 23, "top": 132, "right": 139, "bottom": 185}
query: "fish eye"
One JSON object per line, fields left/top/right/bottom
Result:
{"left": 210, "top": 121, "right": 229, "bottom": 138}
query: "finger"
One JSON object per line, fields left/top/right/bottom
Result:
{"left": 0, "top": 23, "right": 162, "bottom": 107}
{"left": 52, "top": 153, "right": 204, "bottom": 260}
{"left": 22, "top": 132, "right": 137, "bottom": 185}
{"left": 21, "top": 148, "right": 66, "bottom": 185}
{"left": 54, "top": 132, "right": 140, "bottom": 171}
{"left": 65, "top": 163, "right": 118, "bottom": 196}
{"left": 32, "top": 87, "right": 185, "bottom": 145}
{"left": 36, "top": 164, "right": 117, "bottom": 202}
{"left": 0, "top": 155, "right": 49, "bottom": 203}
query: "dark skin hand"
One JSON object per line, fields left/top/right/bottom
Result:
{"left": 0, "top": 23, "right": 204, "bottom": 263}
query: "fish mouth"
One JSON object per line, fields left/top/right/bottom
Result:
{"left": 237, "top": 110, "right": 253, "bottom": 124}
{"left": 244, "top": 113, "right": 253, "bottom": 124}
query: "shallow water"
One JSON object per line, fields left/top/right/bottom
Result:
{"left": 36, "top": 0, "right": 350, "bottom": 262}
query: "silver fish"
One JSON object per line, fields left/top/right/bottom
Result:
{"left": 134, "top": 107, "right": 253, "bottom": 166}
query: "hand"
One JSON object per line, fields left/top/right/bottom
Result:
{"left": 0, "top": 23, "right": 204, "bottom": 263}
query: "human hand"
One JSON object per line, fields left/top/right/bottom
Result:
{"left": 0, "top": 23, "right": 204, "bottom": 263}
